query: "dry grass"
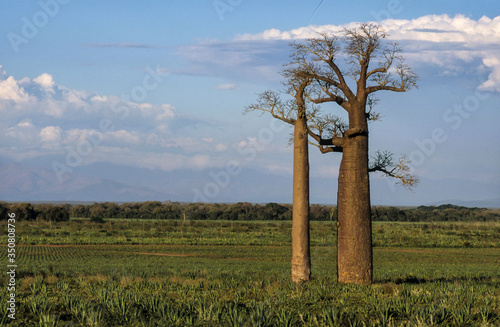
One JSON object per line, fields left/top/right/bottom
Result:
{"left": 45, "top": 275, "right": 59, "bottom": 284}
{"left": 20, "top": 276, "right": 37, "bottom": 291}
{"left": 86, "top": 274, "right": 110, "bottom": 284}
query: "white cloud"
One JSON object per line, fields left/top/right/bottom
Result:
{"left": 190, "top": 154, "right": 211, "bottom": 171}
{"left": 236, "top": 25, "right": 344, "bottom": 41}
{"left": 0, "top": 76, "right": 31, "bottom": 102}
{"left": 40, "top": 126, "right": 62, "bottom": 143}
{"left": 63, "top": 88, "right": 91, "bottom": 104}
{"left": 0, "top": 65, "right": 7, "bottom": 78}
{"left": 167, "top": 15, "right": 500, "bottom": 90}
{"left": 157, "top": 104, "right": 176, "bottom": 120}
{"left": 33, "top": 73, "right": 55, "bottom": 92}
{"left": 18, "top": 120, "right": 33, "bottom": 128}
{"left": 236, "top": 14, "right": 500, "bottom": 43}
{"left": 90, "top": 95, "right": 108, "bottom": 102}
{"left": 63, "top": 128, "right": 98, "bottom": 145}
{"left": 215, "top": 143, "right": 228, "bottom": 151}
{"left": 104, "top": 130, "right": 141, "bottom": 144}
{"left": 40, "top": 126, "right": 62, "bottom": 150}
{"left": 0, "top": 67, "right": 229, "bottom": 172}
{"left": 4, "top": 120, "right": 38, "bottom": 145}
{"left": 232, "top": 14, "right": 500, "bottom": 92}
{"left": 479, "top": 55, "right": 500, "bottom": 91}
{"left": 216, "top": 83, "right": 238, "bottom": 90}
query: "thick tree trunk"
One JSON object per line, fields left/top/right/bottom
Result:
{"left": 336, "top": 103, "right": 372, "bottom": 285}
{"left": 291, "top": 113, "right": 311, "bottom": 283}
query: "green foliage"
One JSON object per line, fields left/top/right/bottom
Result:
{"left": 35, "top": 204, "right": 70, "bottom": 222}
{"left": 2, "top": 250, "right": 499, "bottom": 326}
{"left": 0, "top": 220, "right": 499, "bottom": 325}
{"left": 2, "top": 201, "right": 499, "bottom": 223}
{"left": 7, "top": 219, "right": 500, "bottom": 248}
{"left": 7, "top": 202, "right": 38, "bottom": 221}
{"left": 373, "top": 204, "right": 500, "bottom": 222}
{"left": 0, "top": 203, "right": 70, "bottom": 222}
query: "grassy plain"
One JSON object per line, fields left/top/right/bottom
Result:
{"left": 1, "top": 219, "right": 499, "bottom": 326}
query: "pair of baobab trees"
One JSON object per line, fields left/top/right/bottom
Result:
{"left": 246, "top": 23, "right": 418, "bottom": 285}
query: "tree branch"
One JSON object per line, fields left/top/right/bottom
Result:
{"left": 366, "top": 85, "right": 407, "bottom": 94}
{"left": 366, "top": 59, "right": 418, "bottom": 95}
{"left": 244, "top": 90, "right": 296, "bottom": 125}
{"left": 366, "top": 42, "right": 399, "bottom": 79}
{"left": 369, "top": 151, "right": 419, "bottom": 190}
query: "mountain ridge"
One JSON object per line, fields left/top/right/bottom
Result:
{"left": 0, "top": 162, "right": 171, "bottom": 202}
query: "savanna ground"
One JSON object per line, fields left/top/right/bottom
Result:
{"left": 1, "top": 219, "right": 499, "bottom": 326}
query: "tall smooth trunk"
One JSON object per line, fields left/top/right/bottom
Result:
{"left": 291, "top": 113, "right": 311, "bottom": 283}
{"left": 337, "top": 105, "right": 372, "bottom": 284}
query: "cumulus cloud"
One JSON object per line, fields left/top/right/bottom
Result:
{"left": 236, "top": 14, "right": 500, "bottom": 43}
{"left": 0, "top": 76, "right": 32, "bottom": 102}
{"left": 40, "top": 126, "right": 62, "bottom": 143}
{"left": 40, "top": 126, "right": 63, "bottom": 150}
{"left": 33, "top": 73, "right": 55, "bottom": 91}
{"left": 234, "top": 14, "right": 500, "bottom": 92}
{"left": 479, "top": 55, "right": 500, "bottom": 91}
{"left": 169, "top": 15, "right": 500, "bottom": 91}
{"left": 0, "top": 68, "right": 228, "bottom": 172}
{"left": 4, "top": 120, "right": 38, "bottom": 145}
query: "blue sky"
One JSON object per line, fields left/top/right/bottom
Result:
{"left": 0, "top": 0, "right": 499, "bottom": 205}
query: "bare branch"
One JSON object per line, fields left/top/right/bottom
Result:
{"left": 284, "top": 33, "right": 356, "bottom": 104}
{"left": 366, "top": 58, "right": 418, "bottom": 94}
{"left": 366, "top": 95, "right": 382, "bottom": 122}
{"left": 366, "top": 42, "right": 400, "bottom": 79}
{"left": 343, "top": 23, "right": 387, "bottom": 79}
{"left": 244, "top": 90, "right": 296, "bottom": 125}
{"left": 251, "top": 23, "right": 418, "bottom": 161}
{"left": 369, "top": 151, "right": 419, "bottom": 190}
{"left": 306, "top": 111, "right": 346, "bottom": 153}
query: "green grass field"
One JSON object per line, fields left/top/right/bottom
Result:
{"left": 1, "top": 219, "right": 499, "bottom": 326}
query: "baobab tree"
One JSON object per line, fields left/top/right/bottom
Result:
{"left": 247, "top": 23, "right": 418, "bottom": 285}
{"left": 245, "top": 78, "right": 315, "bottom": 283}
{"left": 285, "top": 23, "right": 418, "bottom": 284}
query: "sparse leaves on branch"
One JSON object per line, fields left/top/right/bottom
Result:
{"left": 369, "top": 151, "right": 420, "bottom": 190}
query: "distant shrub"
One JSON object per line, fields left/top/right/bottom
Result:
{"left": 90, "top": 216, "right": 105, "bottom": 223}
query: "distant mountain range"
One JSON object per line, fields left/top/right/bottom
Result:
{"left": 426, "top": 198, "right": 500, "bottom": 209}
{"left": 1, "top": 160, "right": 499, "bottom": 208}
{"left": 0, "top": 160, "right": 293, "bottom": 203}
{"left": 0, "top": 162, "right": 170, "bottom": 202}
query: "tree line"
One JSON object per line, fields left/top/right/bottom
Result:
{"left": 0, "top": 202, "right": 70, "bottom": 222}
{"left": 1, "top": 201, "right": 498, "bottom": 222}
